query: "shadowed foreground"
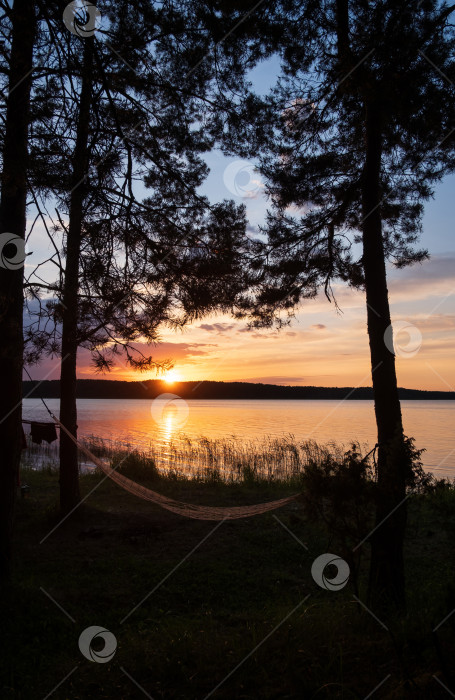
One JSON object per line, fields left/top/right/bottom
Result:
{"left": 1, "top": 465, "right": 454, "bottom": 699}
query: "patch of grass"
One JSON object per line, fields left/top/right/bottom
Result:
{"left": 3, "top": 456, "right": 455, "bottom": 699}
{"left": 112, "top": 449, "right": 161, "bottom": 482}
{"left": 22, "top": 433, "right": 366, "bottom": 484}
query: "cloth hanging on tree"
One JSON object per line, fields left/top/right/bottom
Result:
{"left": 30, "top": 422, "right": 58, "bottom": 445}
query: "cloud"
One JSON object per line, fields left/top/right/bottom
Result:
{"left": 402, "top": 314, "right": 455, "bottom": 333}
{"left": 25, "top": 340, "right": 220, "bottom": 380}
{"left": 286, "top": 254, "right": 455, "bottom": 316}
{"left": 387, "top": 254, "right": 455, "bottom": 302}
{"left": 310, "top": 324, "right": 326, "bottom": 330}
{"left": 237, "top": 326, "right": 276, "bottom": 338}
{"left": 198, "top": 322, "right": 236, "bottom": 333}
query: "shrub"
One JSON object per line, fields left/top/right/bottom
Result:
{"left": 297, "top": 436, "right": 430, "bottom": 593}
{"left": 112, "top": 450, "right": 160, "bottom": 482}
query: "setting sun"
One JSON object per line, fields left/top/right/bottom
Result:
{"left": 163, "top": 369, "right": 182, "bottom": 384}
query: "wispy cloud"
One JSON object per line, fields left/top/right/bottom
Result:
{"left": 198, "top": 323, "right": 236, "bottom": 333}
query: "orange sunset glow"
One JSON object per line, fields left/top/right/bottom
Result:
{"left": 73, "top": 257, "right": 454, "bottom": 392}
{"left": 162, "top": 369, "right": 183, "bottom": 384}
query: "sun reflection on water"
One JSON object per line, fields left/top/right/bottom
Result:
{"left": 162, "top": 407, "right": 177, "bottom": 442}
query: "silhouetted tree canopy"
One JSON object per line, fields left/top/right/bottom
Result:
{"left": 215, "top": 0, "right": 455, "bottom": 607}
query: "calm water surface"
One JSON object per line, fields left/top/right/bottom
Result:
{"left": 22, "top": 398, "right": 455, "bottom": 477}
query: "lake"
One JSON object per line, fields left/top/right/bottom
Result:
{"left": 22, "top": 398, "right": 455, "bottom": 479}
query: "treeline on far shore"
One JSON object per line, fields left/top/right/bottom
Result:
{"left": 22, "top": 379, "right": 455, "bottom": 401}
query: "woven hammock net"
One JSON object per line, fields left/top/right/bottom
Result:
{"left": 54, "top": 417, "right": 299, "bottom": 520}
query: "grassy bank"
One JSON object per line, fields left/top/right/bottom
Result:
{"left": 1, "top": 456, "right": 455, "bottom": 699}
{"left": 20, "top": 432, "right": 369, "bottom": 483}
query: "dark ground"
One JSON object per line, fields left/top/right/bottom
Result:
{"left": 1, "top": 467, "right": 455, "bottom": 699}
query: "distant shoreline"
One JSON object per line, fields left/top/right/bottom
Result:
{"left": 22, "top": 379, "right": 455, "bottom": 401}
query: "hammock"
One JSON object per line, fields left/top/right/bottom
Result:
{"left": 54, "top": 416, "right": 299, "bottom": 520}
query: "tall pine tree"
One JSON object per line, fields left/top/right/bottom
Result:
{"left": 220, "top": 0, "right": 455, "bottom": 606}
{"left": 0, "top": 0, "right": 36, "bottom": 582}
{"left": 22, "top": 0, "right": 251, "bottom": 513}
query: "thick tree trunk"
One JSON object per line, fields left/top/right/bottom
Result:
{"left": 362, "top": 103, "right": 407, "bottom": 609}
{"left": 59, "top": 38, "right": 94, "bottom": 514}
{"left": 0, "top": 0, "right": 35, "bottom": 582}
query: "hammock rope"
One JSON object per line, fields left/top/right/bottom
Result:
{"left": 50, "top": 413, "right": 299, "bottom": 520}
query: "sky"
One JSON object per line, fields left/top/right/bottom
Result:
{"left": 24, "top": 60, "right": 455, "bottom": 392}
